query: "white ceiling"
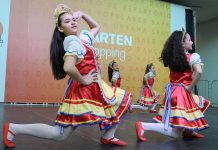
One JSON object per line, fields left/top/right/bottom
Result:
{"left": 161, "top": 0, "right": 218, "bottom": 24}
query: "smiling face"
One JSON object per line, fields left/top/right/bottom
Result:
{"left": 58, "top": 13, "right": 78, "bottom": 36}
{"left": 113, "top": 62, "right": 119, "bottom": 71}
{"left": 182, "top": 33, "right": 193, "bottom": 51}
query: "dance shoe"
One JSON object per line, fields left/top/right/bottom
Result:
{"left": 135, "top": 121, "right": 147, "bottom": 142}
{"left": 100, "top": 137, "right": 127, "bottom": 146}
{"left": 149, "top": 110, "right": 158, "bottom": 113}
{"left": 3, "top": 123, "right": 16, "bottom": 148}
{"left": 183, "top": 130, "right": 204, "bottom": 139}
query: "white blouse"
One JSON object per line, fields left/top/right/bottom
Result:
{"left": 189, "top": 53, "right": 204, "bottom": 70}
{"left": 63, "top": 31, "right": 94, "bottom": 63}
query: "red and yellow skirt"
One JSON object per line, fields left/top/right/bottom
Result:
{"left": 140, "top": 86, "right": 161, "bottom": 106}
{"left": 55, "top": 79, "right": 132, "bottom": 130}
{"left": 153, "top": 84, "right": 210, "bottom": 131}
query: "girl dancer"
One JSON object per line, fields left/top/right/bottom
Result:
{"left": 3, "top": 4, "right": 132, "bottom": 148}
{"left": 135, "top": 30, "right": 210, "bottom": 142}
{"left": 108, "top": 60, "right": 121, "bottom": 87}
{"left": 132, "top": 63, "right": 161, "bottom": 112}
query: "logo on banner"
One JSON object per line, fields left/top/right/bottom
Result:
{"left": 81, "top": 30, "right": 132, "bottom": 61}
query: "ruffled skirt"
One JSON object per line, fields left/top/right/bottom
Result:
{"left": 139, "top": 86, "right": 161, "bottom": 106}
{"left": 55, "top": 78, "right": 132, "bottom": 130}
{"left": 153, "top": 84, "right": 210, "bottom": 131}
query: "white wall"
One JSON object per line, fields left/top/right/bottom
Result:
{"left": 170, "top": 4, "right": 188, "bottom": 32}
{"left": 196, "top": 18, "right": 218, "bottom": 105}
{"left": 197, "top": 19, "right": 218, "bottom": 81}
{"left": 0, "top": 0, "right": 11, "bottom": 102}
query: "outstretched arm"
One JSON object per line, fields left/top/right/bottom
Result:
{"left": 73, "top": 11, "right": 100, "bottom": 37}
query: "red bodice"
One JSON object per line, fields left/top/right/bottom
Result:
{"left": 116, "top": 77, "right": 121, "bottom": 87}
{"left": 169, "top": 53, "right": 192, "bottom": 86}
{"left": 75, "top": 44, "right": 97, "bottom": 75}
{"left": 147, "top": 78, "right": 154, "bottom": 86}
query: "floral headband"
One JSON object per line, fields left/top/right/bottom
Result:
{"left": 54, "top": 4, "right": 72, "bottom": 24}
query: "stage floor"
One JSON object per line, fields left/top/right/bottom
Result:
{"left": 0, "top": 104, "right": 217, "bottom": 150}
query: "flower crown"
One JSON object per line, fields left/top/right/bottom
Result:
{"left": 54, "top": 4, "right": 72, "bottom": 24}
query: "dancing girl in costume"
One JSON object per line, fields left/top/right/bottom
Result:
{"left": 131, "top": 63, "right": 161, "bottom": 112}
{"left": 135, "top": 30, "right": 210, "bottom": 142}
{"left": 3, "top": 4, "right": 132, "bottom": 148}
{"left": 108, "top": 60, "right": 122, "bottom": 87}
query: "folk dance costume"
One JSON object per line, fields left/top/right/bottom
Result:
{"left": 55, "top": 32, "right": 132, "bottom": 131}
{"left": 140, "top": 72, "right": 161, "bottom": 110}
{"left": 111, "top": 71, "right": 121, "bottom": 87}
{"left": 132, "top": 72, "right": 161, "bottom": 112}
{"left": 153, "top": 53, "right": 210, "bottom": 131}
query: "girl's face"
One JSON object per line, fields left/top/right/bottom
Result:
{"left": 113, "top": 63, "right": 119, "bottom": 71}
{"left": 58, "top": 13, "right": 78, "bottom": 36}
{"left": 149, "top": 65, "right": 155, "bottom": 72}
{"left": 182, "top": 33, "right": 193, "bottom": 51}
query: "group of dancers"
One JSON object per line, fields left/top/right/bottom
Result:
{"left": 108, "top": 60, "right": 161, "bottom": 113}
{"left": 3, "top": 4, "right": 210, "bottom": 148}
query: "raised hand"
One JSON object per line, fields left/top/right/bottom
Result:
{"left": 72, "top": 11, "right": 83, "bottom": 22}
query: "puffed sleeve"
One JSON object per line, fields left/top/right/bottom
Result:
{"left": 63, "top": 35, "right": 86, "bottom": 64}
{"left": 189, "top": 53, "right": 204, "bottom": 70}
{"left": 147, "top": 71, "right": 155, "bottom": 78}
{"left": 112, "top": 71, "right": 119, "bottom": 81}
{"left": 79, "top": 31, "right": 95, "bottom": 46}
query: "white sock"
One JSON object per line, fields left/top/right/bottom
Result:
{"left": 141, "top": 122, "right": 183, "bottom": 138}
{"left": 7, "top": 124, "right": 15, "bottom": 141}
{"left": 150, "top": 103, "right": 158, "bottom": 110}
{"left": 102, "top": 125, "right": 119, "bottom": 141}
{"left": 10, "top": 123, "right": 76, "bottom": 141}
{"left": 131, "top": 104, "right": 148, "bottom": 110}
